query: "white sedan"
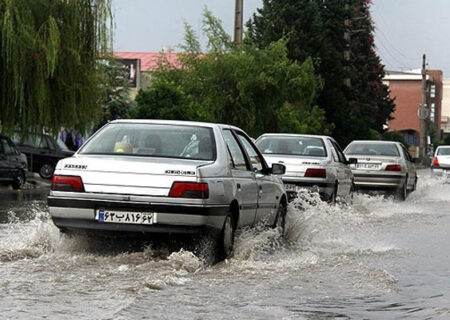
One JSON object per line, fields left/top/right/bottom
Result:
{"left": 431, "top": 145, "right": 450, "bottom": 176}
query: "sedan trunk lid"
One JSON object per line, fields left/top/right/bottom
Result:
{"left": 55, "top": 155, "right": 212, "bottom": 196}
{"left": 263, "top": 154, "right": 327, "bottom": 177}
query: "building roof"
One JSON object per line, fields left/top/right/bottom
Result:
{"left": 384, "top": 70, "right": 423, "bottom": 81}
{"left": 114, "top": 51, "right": 182, "bottom": 72}
{"left": 384, "top": 69, "right": 436, "bottom": 81}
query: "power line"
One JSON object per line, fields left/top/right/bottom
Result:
{"left": 376, "top": 36, "right": 413, "bottom": 70}
{"left": 374, "top": 13, "right": 419, "bottom": 62}
{"left": 378, "top": 51, "right": 395, "bottom": 70}
{"left": 376, "top": 28, "right": 418, "bottom": 62}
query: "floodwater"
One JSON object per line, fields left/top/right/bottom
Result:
{"left": 0, "top": 170, "right": 449, "bottom": 319}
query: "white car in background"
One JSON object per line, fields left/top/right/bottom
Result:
{"left": 431, "top": 145, "right": 450, "bottom": 176}
{"left": 344, "top": 140, "right": 418, "bottom": 200}
{"left": 255, "top": 134, "right": 356, "bottom": 203}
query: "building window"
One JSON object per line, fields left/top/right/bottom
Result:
{"left": 430, "top": 85, "right": 436, "bottom": 98}
{"left": 430, "top": 103, "right": 435, "bottom": 122}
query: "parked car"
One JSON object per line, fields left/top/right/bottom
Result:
{"left": 47, "top": 120, "right": 287, "bottom": 259}
{"left": 0, "top": 135, "right": 28, "bottom": 189}
{"left": 431, "top": 145, "right": 450, "bottom": 176}
{"left": 255, "top": 134, "right": 356, "bottom": 203}
{"left": 344, "top": 140, "right": 418, "bottom": 200}
{"left": 12, "top": 133, "right": 74, "bottom": 179}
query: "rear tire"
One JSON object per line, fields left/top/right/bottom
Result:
{"left": 412, "top": 176, "right": 418, "bottom": 192}
{"left": 216, "top": 214, "right": 235, "bottom": 261}
{"left": 396, "top": 179, "right": 408, "bottom": 201}
{"left": 272, "top": 202, "right": 287, "bottom": 236}
{"left": 328, "top": 184, "right": 337, "bottom": 204}
{"left": 39, "top": 163, "right": 54, "bottom": 179}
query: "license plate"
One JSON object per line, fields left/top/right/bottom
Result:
{"left": 284, "top": 184, "right": 297, "bottom": 191}
{"left": 356, "top": 163, "right": 381, "bottom": 170}
{"left": 95, "top": 209, "right": 156, "bottom": 224}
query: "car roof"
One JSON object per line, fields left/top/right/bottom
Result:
{"left": 436, "top": 145, "right": 450, "bottom": 148}
{"left": 256, "top": 133, "right": 332, "bottom": 140}
{"left": 110, "top": 119, "right": 242, "bottom": 131}
{"left": 348, "top": 140, "right": 400, "bottom": 145}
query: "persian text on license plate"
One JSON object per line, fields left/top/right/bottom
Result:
{"left": 356, "top": 163, "right": 381, "bottom": 170}
{"left": 95, "top": 209, "right": 156, "bottom": 224}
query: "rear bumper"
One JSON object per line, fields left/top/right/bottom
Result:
{"left": 352, "top": 172, "right": 406, "bottom": 189}
{"left": 48, "top": 196, "right": 228, "bottom": 234}
{"left": 281, "top": 177, "right": 335, "bottom": 201}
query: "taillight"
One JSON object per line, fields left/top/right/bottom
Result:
{"left": 305, "top": 168, "right": 326, "bottom": 178}
{"left": 51, "top": 175, "right": 85, "bottom": 192}
{"left": 433, "top": 157, "right": 439, "bottom": 167}
{"left": 169, "top": 182, "right": 209, "bottom": 199}
{"left": 385, "top": 164, "right": 401, "bottom": 171}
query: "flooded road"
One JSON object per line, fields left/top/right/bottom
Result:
{"left": 1, "top": 169, "right": 449, "bottom": 319}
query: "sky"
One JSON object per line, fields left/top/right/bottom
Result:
{"left": 113, "top": 0, "right": 450, "bottom": 77}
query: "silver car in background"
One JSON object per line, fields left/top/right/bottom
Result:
{"left": 255, "top": 134, "right": 356, "bottom": 203}
{"left": 344, "top": 140, "right": 418, "bottom": 200}
{"left": 431, "top": 145, "right": 450, "bottom": 176}
{"left": 48, "top": 120, "right": 287, "bottom": 259}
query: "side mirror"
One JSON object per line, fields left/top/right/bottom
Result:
{"left": 271, "top": 163, "right": 286, "bottom": 175}
{"left": 346, "top": 157, "right": 357, "bottom": 165}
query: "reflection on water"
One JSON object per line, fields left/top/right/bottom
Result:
{"left": 0, "top": 171, "right": 450, "bottom": 319}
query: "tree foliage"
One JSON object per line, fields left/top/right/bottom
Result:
{"left": 0, "top": 0, "right": 112, "bottom": 135}
{"left": 96, "top": 59, "right": 135, "bottom": 131}
{"left": 135, "top": 8, "right": 329, "bottom": 138}
{"left": 247, "top": 0, "right": 395, "bottom": 145}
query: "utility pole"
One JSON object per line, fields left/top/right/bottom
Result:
{"left": 343, "top": 2, "right": 351, "bottom": 87}
{"left": 419, "top": 54, "right": 428, "bottom": 163}
{"left": 234, "top": 0, "right": 243, "bottom": 45}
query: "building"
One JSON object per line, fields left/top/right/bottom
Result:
{"left": 441, "top": 80, "right": 450, "bottom": 138}
{"left": 383, "top": 69, "right": 443, "bottom": 156}
{"left": 113, "top": 51, "right": 182, "bottom": 98}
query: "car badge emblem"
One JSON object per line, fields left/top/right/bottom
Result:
{"left": 64, "top": 164, "right": 87, "bottom": 169}
{"left": 165, "top": 170, "right": 196, "bottom": 176}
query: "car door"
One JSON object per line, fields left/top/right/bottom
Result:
{"left": 235, "top": 131, "right": 279, "bottom": 224}
{"left": 400, "top": 144, "right": 415, "bottom": 188}
{"left": 329, "top": 139, "right": 353, "bottom": 196}
{"left": 221, "top": 129, "right": 258, "bottom": 227}
{"left": 19, "top": 135, "right": 40, "bottom": 171}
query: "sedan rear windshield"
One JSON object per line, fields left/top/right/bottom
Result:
{"left": 437, "top": 147, "right": 450, "bottom": 156}
{"left": 345, "top": 143, "right": 400, "bottom": 157}
{"left": 79, "top": 123, "right": 216, "bottom": 161}
{"left": 256, "top": 136, "right": 327, "bottom": 157}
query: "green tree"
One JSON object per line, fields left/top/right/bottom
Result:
{"left": 247, "top": 0, "right": 395, "bottom": 145}
{"left": 0, "top": 0, "right": 112, "bottom": 135}
{"left": 96, "top": 59, "right": 135, "bottom": 130}
{"left": 134, "top": 80, "right": 188, "bottom": 120}
{"left": 348, "top": 0, "right": 395, "bottom": 137}
{"left": 135, "top": 8, "right": 330, "bottom": 138}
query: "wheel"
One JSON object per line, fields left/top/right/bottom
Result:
{"left": 11, "top": 171, "right": 25, "bottom": 190}
{"left": 412, "top": 176, "right": 418, "bottom": 192}
{"left": 39, "top": 163, "right": 54, "bottom": 179}
{"left": 327, "top": 184, "right": 337, "bottom": 204}
{"left": 216, "top": 214, "right": 235, "bottom": 260}
{"left": 350, "top": 179, "right": 356, "bottom": 193}
{"left": 272, "top": 202, "right": 287, "bottom": 236}
{"left": 396, "top": 179, "right": 408, "bottom": 201}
